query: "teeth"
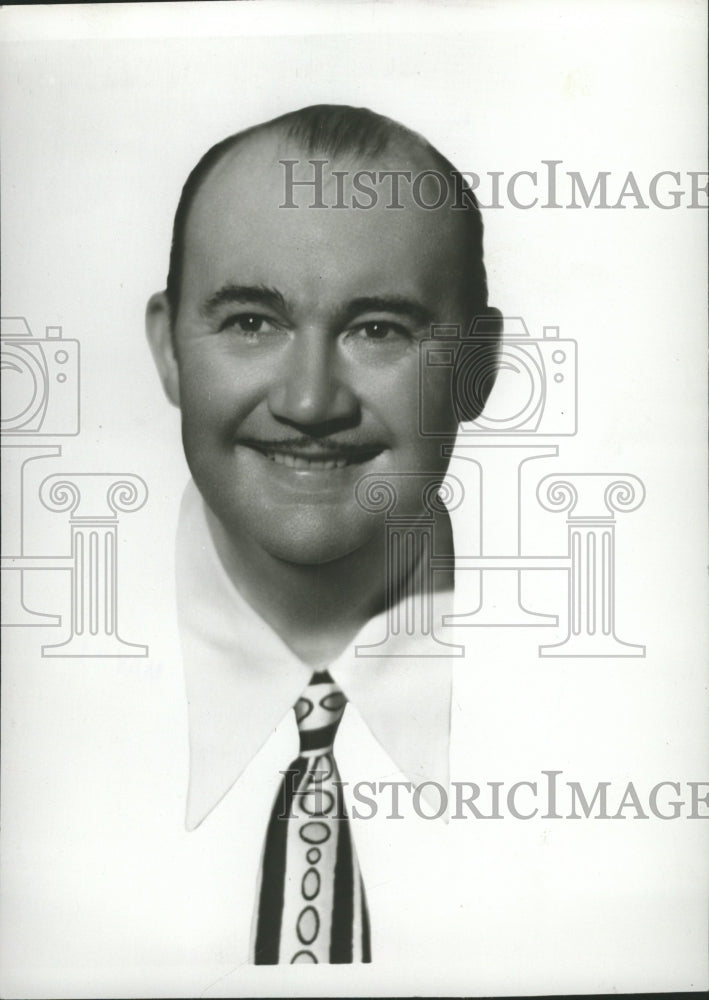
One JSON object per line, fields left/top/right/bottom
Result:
{"left": 266, "top": 452, "right": 351, "bottom": 469}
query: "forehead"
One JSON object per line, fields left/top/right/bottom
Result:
{"left": 181, "top": 130, "right": 470, "bottom": 315}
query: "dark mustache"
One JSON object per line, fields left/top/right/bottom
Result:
{"left": 238, "top": 436, "right": 384, "bottom": 456}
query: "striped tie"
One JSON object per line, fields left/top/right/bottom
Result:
{"left": 252, "top": 670, "right": 371, "bottom": 964}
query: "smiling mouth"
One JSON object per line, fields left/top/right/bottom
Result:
{"left": 240, "top": 440, "right": 384, "bottom": 470}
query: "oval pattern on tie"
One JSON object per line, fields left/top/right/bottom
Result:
{"left": 299, "top": 820, "right": 330, "bottom": 844}
{"left": 320, "top": 691, "right": 347, "bottom": 712}
{"left": 301, "top": 756, "right": 333, "bottom": 789}
{"left": 291, "top": 949, "right": 317, "bottom": 964}
{"left": 302, "top": 867, "right": 320, "bottom": 901}
{"left": 296, "top": 905, "right": 319, "bottom": 945}
{"left": 294, "top": 697, "right": 313, "bottom": 724}
{"left": 312, "top": 753, "right": 333, "bottom": 781}
{"left": 306, "top": 847, "right": 321, "bottom": 864}
{"left": 300, "top": 789, "right": 335, "bottom": 816}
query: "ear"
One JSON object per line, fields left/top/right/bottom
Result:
{"left": 452, "top": 306, "right": 503, "bottom": 423}
{"left": 145, "top": 291, "right": 180, "bottom": 407}
{"left": 481, "top": 305, "right": 502, "bottom": 396}
{"left": 475, "top": 305, "right": 503, "bottom": 349}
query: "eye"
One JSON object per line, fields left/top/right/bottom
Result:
{"left": 219, "top": 313, "right": 281, "bottom": 338}
{"left": 348, "top": 321, "right": 410, "bottom": 343}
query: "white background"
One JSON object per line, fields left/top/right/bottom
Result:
{"left": 1, "top": 1, "right": 707, "bottom": 997}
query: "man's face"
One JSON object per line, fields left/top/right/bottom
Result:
{"left": 162, "top": 132, "right": 471, "bottom": 565}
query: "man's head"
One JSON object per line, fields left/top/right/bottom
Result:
{"left": 147, "top": 105, "right": 499, "bottom": 566}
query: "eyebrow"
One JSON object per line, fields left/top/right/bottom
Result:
{"left": 199, "top": 284, "right": 433, "bottom": 328}
{"left": 199, "top": 284, "right": 290, "bottom": 319}
{"left": 337, "top": 296, "right": 434, "bottom": 329}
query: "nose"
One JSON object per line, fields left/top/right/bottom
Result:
{"left": 267, "top": 331, "right": 359, "bottom": 430}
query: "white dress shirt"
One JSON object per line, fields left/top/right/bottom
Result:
{"left": 176, "top": 478, "right": 455, "bottom": 831}
{"left": 2, "top": 478, "right": 703, "bottom": 997}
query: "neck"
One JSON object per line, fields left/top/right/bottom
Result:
{"left": 205, "top": 508, "right": 454, "bottom": 668}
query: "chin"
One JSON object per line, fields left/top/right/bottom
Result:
{"left": 251, "top": 511, "right": 378, "bottom": 567}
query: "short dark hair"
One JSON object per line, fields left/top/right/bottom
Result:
{"left": 165, "top": 104, "right": 489, "bottom": 323}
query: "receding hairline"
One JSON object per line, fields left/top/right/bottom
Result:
{"left": 166, "top": 104, "right": 488, "bottom": 320}
{"left": 184, "top": 117, "right": 464, "bottom": 223}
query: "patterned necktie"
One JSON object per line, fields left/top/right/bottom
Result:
{"left": 252, "top": 670, "right": 371, "bottom": 964}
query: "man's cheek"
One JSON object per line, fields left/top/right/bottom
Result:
{"left": 181, "top": 364, "right": 234, "bottom": 417}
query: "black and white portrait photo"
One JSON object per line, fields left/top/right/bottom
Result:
{"left": 1, "top": 3, "right": 707, "bottom": 997}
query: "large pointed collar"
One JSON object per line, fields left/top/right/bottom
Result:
{"left": 175, "top": 480, "right": 453, "bottom": 831}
